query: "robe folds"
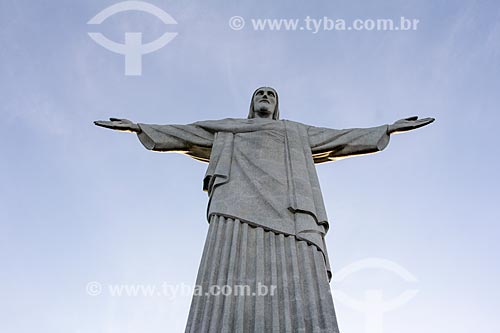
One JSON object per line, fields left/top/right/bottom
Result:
{"left": 137, "top": 118, "right": 390, "bottom": 280}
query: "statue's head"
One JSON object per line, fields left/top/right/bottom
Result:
{"left": 248, "top": 87, "right": 279, "bottom": 120}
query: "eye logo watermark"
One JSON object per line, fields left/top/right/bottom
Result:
{"left": 87, "top": 1, "right": 178, "bottom": 76}
{"left": 332, "top": 258, "right": 419, "bottom": 333}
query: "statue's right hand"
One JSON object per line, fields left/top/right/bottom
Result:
{"left": 94, "top": 118, "right": 140, "bottom": 133}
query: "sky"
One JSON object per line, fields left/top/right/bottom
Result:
{"left": 1, "top": 0, "right": 499, "bottom": 332}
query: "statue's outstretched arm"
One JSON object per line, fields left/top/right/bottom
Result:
{"left": 94, "top": 118, "right": 214, "bottom": 162}
{"left": 309, "top": 124, "right": 390, "bottom": 163}
{"left": 308, "top": 116, "right": 434, "bottom": 163}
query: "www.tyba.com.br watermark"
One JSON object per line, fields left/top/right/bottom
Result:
{"left": 86, "top": 281, "right": 277, "bottom": 300}
{"left": 229, "top": 16, "right": 420, "bottom": 33}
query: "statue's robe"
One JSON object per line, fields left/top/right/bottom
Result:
{"left": 137, "top": 118, "right": 389, "bottom": 332}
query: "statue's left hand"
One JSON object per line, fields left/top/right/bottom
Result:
{"left": 94, "top": 118, "right": 141, "bottom": 133}
{"left": 388, "top": 116, "right": 435, "bottom": 134}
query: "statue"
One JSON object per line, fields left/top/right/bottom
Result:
{"left": 95, "top": 87, "right": 434, "bottom": 332}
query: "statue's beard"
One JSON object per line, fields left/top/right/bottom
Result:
{"left": 254, "top": 106, "right": 273, "bottom": 117}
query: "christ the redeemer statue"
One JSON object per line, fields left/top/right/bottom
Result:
{"left": 95, "top": 87, "right": 434, "bottom": 332}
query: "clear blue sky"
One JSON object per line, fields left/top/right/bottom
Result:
{"left": 1, "top": 0, "right": 499, "bottom": 332}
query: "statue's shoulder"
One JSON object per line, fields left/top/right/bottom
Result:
{"left": 282, "top": 119, "right": 312, "bottom": 129}
{"left": 193, "top": 118, "right": 312, "bottom": 133}
{"left": 193, "top": 118, "right": 256, "bottom": 132}
{"left": 194, "top": 117, "right": 245, "bottom": 125}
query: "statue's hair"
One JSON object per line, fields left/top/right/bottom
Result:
{"left": 247, "top": 87, "right": 280, "bottom": 120}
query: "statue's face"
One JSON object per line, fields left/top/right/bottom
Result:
{"left": 252, "top": 88, "right": 277, "bottom": 119}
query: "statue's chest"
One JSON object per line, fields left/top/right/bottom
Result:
{"left": 234, "top": 129, "right": 286, "bottom": 164}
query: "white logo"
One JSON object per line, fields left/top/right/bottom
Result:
{"left": 87, "top": 1, "right": 178, "bottom": 76}
{"left": 332, "top": 258, "right": 419, "bottom": 333}
{"left": 228, "top": 16, "right": 245, "bottom": 30}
